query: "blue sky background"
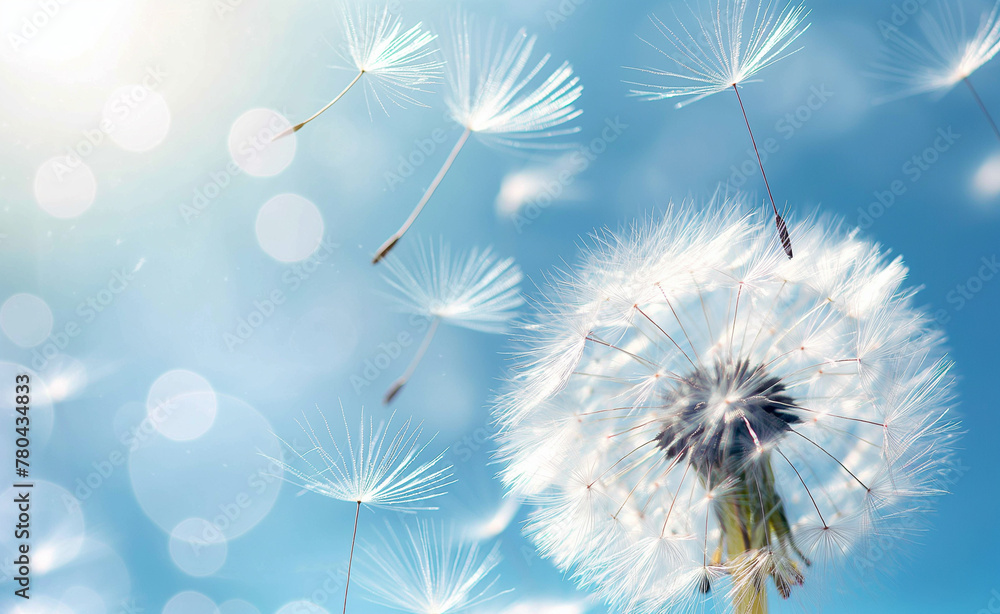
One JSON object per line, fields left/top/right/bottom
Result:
{"left": 0, "top": 0, "right": 998, "bottom": 612}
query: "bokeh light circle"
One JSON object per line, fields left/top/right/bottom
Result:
{"left": 103, "top": 85, "right": 172, "bottom": 152}
{"left": 0, "top": 481, "right": 85, "bottom": 575}
{"left": 275, "top": 601, "right": 330, "bottom": 614}
{"left": 0, "top": 293, "right": 53, "bottom": 348}
{"left": 255, "top": 194, "right": 325, "bottom": 263}
{"left": 146, "top": 369, "right": 217, "bottom": 441}
{"left": 973, "top": 153, "right": 1000, "bottom": 200}
{"left": 229, "top": 109, "right": 296, "bottom": 177}
{"left": 34, "top": 156, "right": 97, "bottom": 218}
{"left": 219, "top": 600, "right": 261, "bottom": 614}
{"left": 169, "top": 517, "right": 228, "bottom": 577}
{"left": 129, "top": 394, "right": 283, "bottom": 540}
{"left": 163, "top": 591, "right": 219, "bottom": 614}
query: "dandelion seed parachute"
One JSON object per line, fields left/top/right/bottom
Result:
{"left": 626, "top": 0, "right": 809, "bottom": 259}
{"left": 380, "top": 239, "right": 524, "bottom": 403}
{"left": 358, "top": 519, "right": 507, "bottom": 614}
{"left": 264, "top": 407, "right": 454, "bottom": 614}
{"left": 275, "top": 4, "right": 442, "bottom": 139}
{"left": 494, "top": 198, "right": 958, "bottom": 613}
{"left": 372, "top": 13, "right": 583, "bottom": 263}
{"left": 874, "top": 0, "right": 1000, "bottom": 140}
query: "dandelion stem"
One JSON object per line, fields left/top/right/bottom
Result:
{"left": 963, "top": 77, "right": 1000, "bottom": 142}
{"left": 373, "top": 127, "right": 473, "bottom": 264}
{"left": 343, "top": 500, "right": 361, "bottom": 614}
{"left": 275, "top": 71, "right": 366, "bottom": 141}
{"left": 732, "top": 85, "right": 793, "bottom": 259}
{"left": 384, "top": 317, "right": 440, "bottom": 404}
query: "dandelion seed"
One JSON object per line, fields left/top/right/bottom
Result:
{"left": 494, "top": 198, "right": 958, "bottom": 613}
{"left": 358, "top": 519, "right": 507, "bottom": 614}
{"left": 264, "top": 406, "right": 454, "bottom": 614}
{"left": 275, "top": 5, "right": 442, "bottom": 139}
{"left": 626, "top": 0, "right": 809, "bottom": 259}
{"left": 372, "top": 13, "right": 583, "bottom": 263}
{"left": 874, "top": 0, "right": 1000, "bottom": 141}
{"left": 381, "top": 238, "right": 524, "bottom": 403}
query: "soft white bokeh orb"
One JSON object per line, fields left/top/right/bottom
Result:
{"left": 0, "top": 481, "right": 85, "bottom": 575}
{"left": 255, "top": 194, "right": 325, "bottom": 263}
{"left": 146, "top": 369, "right": 217, "bottom": 441}
{"left": 103, "top": 85, "right": 171, "bottom": 152}
{"left": 0, "top": 363, "right": 54, "bottom": 446}
{"left": 129, "top": 394, "right": 283, "bottom": 540}
{"left": 0, "top": 293, "right": 53, "bottom": 348}
{"left": 229, "top": 109, "right": 296, "bottom": 177}
{"left": 169, "top": 517, "right": 228, "bottom": 577}
{"left": 51, "top": 540, "right": 133, "bottom": 610}
{"left": 62, "top": 586, "right": 106, "bottom": 614}
{"left": 163, "top": 591, "right": 219, "bottom": 614}
{"left": 973, "top": 153, "right": 1000, "bottom": 200}
{"left": 40, "top": 354, "right": 87, "bottom": 402}
{"left": 275, "top": 601, "right": 330, "bottom": 614}
{"left": 219, "top": 600, "right": 260, "bottom": 614}
{"left": 34, "top": 156, "right": 97, "bottom": 218}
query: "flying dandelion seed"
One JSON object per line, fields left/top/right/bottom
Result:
{"left": 358, "top": 519, "right": 507, "bottom": 614}
{"left": 380, "top": 239, "right": 524, "bottom": 403}
{"left": 274, "top": 5, "right": 442, "bottom": 140}
{"left": 874, "top": 0, "right": 1000, "bottom": 141}
{"left": 371, "top": 13, "right": 583, "bottom": 263}
{"left": 494, "top": 199, "right": 958, "bottom": 613}
{"left": 264, "top": 407, "right": 454, "bottom": 614}
{"left": 627, "top": 0, "right": 809, "bottom": 259}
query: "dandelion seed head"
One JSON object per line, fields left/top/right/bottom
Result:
{"left": 446, "top": 13, "right": 583, "bottom": 147}
{"left": 382, "top": 238, "right": 524, "bottom": 333}
{"left": 359, "top": 520, "right": 506, "bottom": 614}
{"left": 341, "top": 5, "right": 443, "bottom": 112}
{"left": 874, "top": 0, "right": 1000, "bottom": 100}
{"left": 265, "top": 406, "right": 453, "bottom": 511}
{"left": 626, "top": 0, "right": 810, "bottom": 108}
{"left": 494, "top": 198, "right": 958, "bottom": 612}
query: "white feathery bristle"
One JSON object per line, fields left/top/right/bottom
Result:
{"left": 265, "top": 406, "right": 454, "bottom": 510}
{"left": 626, "top": 0, "right": 810, "bottom": 108}
{"left": 358, "top": 519, "right": 507, "bottom": 613}
{"left": 382, "top": 238, "right": 524, "bottom": 333}
{"left": 873, "top": 0, "right": 1000, "bottom": 101}
{"left": 446, "top": 12, "right": 583, "bottom": 148}
{"left": 342, "top": 4, "right": 443, "bottom": 112}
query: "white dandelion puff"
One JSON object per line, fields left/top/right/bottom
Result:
{"left": 874, "top": 0, "right": 1000, "bottom": 140}
{"left": 494, "top": 198, "right": 958, "bottom": 613}
{"left": 380, "top": 239, "right": 524, "bottom": 403}
{"left": 626, "top": 0, "right": 810, "bottom": 259}
{"left": 358, "top": 519, "right": 507, "bottom": 614}
{"left": 265, "top": 406, "right": 454, "bottom": 613}
{"left": 626, "top": 0, "right": 809, "bottom": 106}
{"left": 276, "top": 4, "right": 442, "bottom": 139}
{"left": 372, "top": 13, "right": 583, "bottom": 263}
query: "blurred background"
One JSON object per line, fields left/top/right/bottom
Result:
{"left": 0, "top": 0, "right": 997, "bottom": 612}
